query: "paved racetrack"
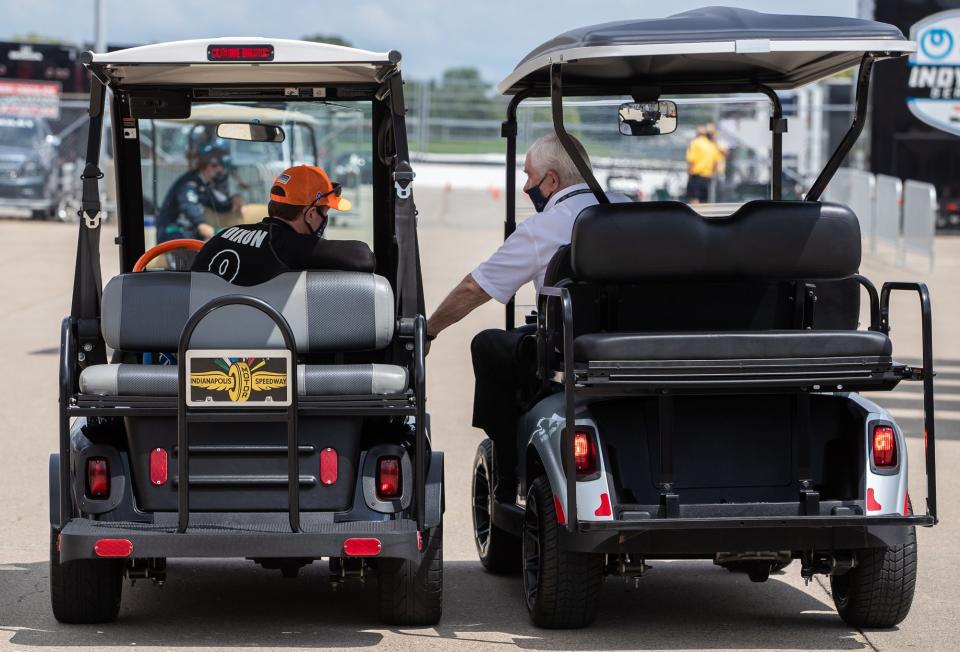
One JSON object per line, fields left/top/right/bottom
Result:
{"left": 1, "top": 189, "right": 958, "bottom": 650}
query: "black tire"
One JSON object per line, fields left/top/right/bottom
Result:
{"left": 377, "top": 524, "right": 443, "bottom": 626}
{"left": 49, "top": 528, "right": 124, "bottom": 624}
{"left": 473, "top": 439, "right": 521, "bottom": 573}
{"left": 523, "top": 476, "right": 603, "bottom": 629}
{"left": 831, "top": 526, "right": 918, "bottom": 628}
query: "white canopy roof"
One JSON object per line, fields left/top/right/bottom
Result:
{"left": 85, "top": 37, "right": 399, "bottom": 87}
{"left": 499, "top": 8, "right": 915, "bottom": 95}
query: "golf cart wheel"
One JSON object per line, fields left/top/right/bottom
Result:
{"left": 473, "top": 439, "right": 521, "bottom": 573}
{"left": 831, "top": 525, "right": 917, "bottom": 628}
{"left": 49, "top": 528, "right": 124, "bottom": 624}
{"left": 523, "top": 477, "right": 602, "bottom": 629}
{"left": 377, "top": 523, "right": 443, "bottom": 626}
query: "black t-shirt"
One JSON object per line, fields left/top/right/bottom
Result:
{"left": 190, "top": 217, "right": 375, "bottom": 286}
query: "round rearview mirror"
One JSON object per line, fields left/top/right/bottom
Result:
{"left": 217, "top": 122, "right": 285, "bottom": 143}
{"left": 618, "top": 100, "right": 678, "bottom": 136}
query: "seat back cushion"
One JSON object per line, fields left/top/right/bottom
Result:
{"left": 102, "top": 271, "right": 394, "bottom": 353}
{"left": 571, "top": 200, "right": 861, "bottom": 282}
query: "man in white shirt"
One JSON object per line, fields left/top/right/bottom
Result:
{"left": 426, "top": 132, "right": 629, "bottom": 499}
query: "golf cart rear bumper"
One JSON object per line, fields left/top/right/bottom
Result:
{"left": 57, "top": 514, "right": 422, "bottom": 562}
{"left": 563, "top": 514, "right": 934, "bottom": 555}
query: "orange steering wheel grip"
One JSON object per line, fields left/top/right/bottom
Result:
{"left": 132, "top": 238, "right": 205, "bottom": 272}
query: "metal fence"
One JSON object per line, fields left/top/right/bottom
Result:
{"left": 902, "top": 180, "right": 937, "bottom": 270}
{"left": 825, "top": 168, "right": 937, "bottom": 270}
{"left": 874, "top": 174, "right": 903, "bottom": 253}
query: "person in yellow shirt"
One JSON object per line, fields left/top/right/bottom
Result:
{"left": 685, "top": 123, "right": 726, "bottom": 203}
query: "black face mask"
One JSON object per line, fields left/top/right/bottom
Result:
{"left": 308, "top": 206, "right": 327, "bottom": 238}
{"left": 525, "top": 175, "right": 553, "bottom": 212}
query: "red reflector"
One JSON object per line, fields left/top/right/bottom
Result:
{"left": 904, "top": 492, "right": 910, "bottom": 516}
{"left": 320, "top": 447, "right": 338, "bottom": 485}
{"left": 595, "top": 492, "right": 612, "bottom": 517}
{"left": 873, "top": 425, "right": 897, "bottom": 467}
{"left": 377, "top": 457, "right": 401, "bottom": 499}
{"left": 94, "top": 539, "right": 132, "bottom": 557}
{"left": 866, "top": 488, "right": 882, "bottom": 512}
{"left": 574, "top": 430, "right": 597, "bottom": 475}
{"left": 86, "top": 458, "right": 109, "bottom": 498}
{"left": 343, "top": 538, "right": 381, "bottom": 557}
{"left": 553, "top": 494, "right": 566, "bottom": 525}
{"left": 150, "top": 448, "right": 168, "bottom": 486}
{"left": 207, "top": 44, "right": 274, "bottom": 61}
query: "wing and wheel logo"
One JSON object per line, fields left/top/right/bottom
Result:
{"left": 187, "top": 352, "right": 290, "bottom": 406}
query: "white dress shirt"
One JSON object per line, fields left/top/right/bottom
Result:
{"left": 471, "top": 183, "right": 631, "bottom": 304}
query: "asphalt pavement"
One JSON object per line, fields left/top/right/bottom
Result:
{"left": 0, "top": 191, "right": 958, "bottom": 651}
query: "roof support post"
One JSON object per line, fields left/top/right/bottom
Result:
{"left": 502, "top": 90, "right": 530, "bottom": 331}
{"left": 756, "top": 84, "right": 786, "bottom": 201}
{"left": 806, "top": 55, "right": 874, "bottom": 201}
{"left": 549, "top": 64, "right": 609, "bottom": 205}
{"left": 70, "top": 78, "right": 107, "bottom": 370}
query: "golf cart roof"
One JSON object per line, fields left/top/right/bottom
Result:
{"left": 499, "top": 6, "right": 914, "bottom": 96}
{"left": 84, "top": 37, "right": 400, "bottom": 87}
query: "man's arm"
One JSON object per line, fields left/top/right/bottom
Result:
{"left": 426, "top": 273, "right": 491, "bottom": 338}
{"left": 178, "top": 182, "right": 213, "bottom": 240}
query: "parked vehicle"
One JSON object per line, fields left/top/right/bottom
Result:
{"left": 0, "top": 115, "right": 60, "bottom": 218}
{"left": 473, "top": 6, "right": 937, "bottom": 629}
{"left": 50, "top": 37, "right": 440, "bottom": 626}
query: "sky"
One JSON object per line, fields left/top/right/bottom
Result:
{"left": 1, "top": 0, "right": 861, "bottom": 82}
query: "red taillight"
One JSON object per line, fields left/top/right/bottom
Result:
{"left": 207, "top": 44, "right": 274, "bottom": 61}
{"left": 86, "top": 458, "right": 109, "bottom": 498}
{"left": 873, "top": 425, "right": 897, "bottom": 467}
{"left": 377, "top": 457, "right": 401, "bottom": 499}
{"left": 320, "top": 447, "right": 338, "bottom": 486}
{"left": 574, "top": 430, "right": 597, "bottom": 475}
{"left": 94, "top": 539, "right": 132, "bottom": 557}
{"left": 150, "top": 448, "right": 168, "bottom": 486}
{"left": 946, "top": 201, "right": 959, "bottom": 212}
{"left": 343, "top": 537, "right": 381, "bottom": 557}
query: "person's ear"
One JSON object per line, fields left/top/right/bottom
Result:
{"left": 543, "top": 169, "right": 560, "bottom": 194}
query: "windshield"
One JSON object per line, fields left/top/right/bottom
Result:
{"left": 516, "top": 95, "right": 804, "bottom": 216}
{"left": 138, "top": 100, "right": 372, "bottom": 253}
{"left": 0, "top": 117, "right": 42, "bottom": 148}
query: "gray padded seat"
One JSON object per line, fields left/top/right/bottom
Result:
{"left": 83, "top": 270, "right": 407, "bottom": 399}
{"left": 101, "top": 271, "right": 394, "bottom": 353}
{"left": 573, "top": 330, "right": 892, "bottom": 363}
{"left": 80, "top": 363, "right": 408, "bottom": 396}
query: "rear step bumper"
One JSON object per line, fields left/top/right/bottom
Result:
{"left": 58, "top": 514, "right": 421, "bottom": 562}
{"left": 563, "top": 515, "right": 934, "bottom": 555}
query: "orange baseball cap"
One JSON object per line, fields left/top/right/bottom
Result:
{"left": 269, "top": 165, "right": 352, "bottom": 212}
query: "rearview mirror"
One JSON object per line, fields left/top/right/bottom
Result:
{"left": 618, "top": 100, "right": 677, "bottom": 136}
{"left": 217, "top": 122, "right": 285, "bottom": 143}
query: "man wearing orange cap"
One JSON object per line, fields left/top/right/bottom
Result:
{"left": 191, "top": 165, "right": 374, "bottom": 286}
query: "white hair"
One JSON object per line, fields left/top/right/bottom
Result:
{"left": 526, "top": 132, "right": 592, "bottom": 187}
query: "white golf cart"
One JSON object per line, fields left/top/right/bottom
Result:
{"left": 472, "top": 7, "right": 938, "bottom": 629}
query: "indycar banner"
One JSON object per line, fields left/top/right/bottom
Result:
{"left": 186, "top": 350, "right": 291, "bottom": 407}
{"left": 908, "top": 10, "right": 960, "bottom": 136}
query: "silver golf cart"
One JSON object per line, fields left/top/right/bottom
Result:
{"left": 50, "top": 38, "right": 441, "bottom": 626}
{"left": 471, "top": 7, "right": 938, "bottom": 629}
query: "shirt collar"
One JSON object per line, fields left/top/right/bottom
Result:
{"left": 544, "top": 182, "right": 590, "bottom": 212}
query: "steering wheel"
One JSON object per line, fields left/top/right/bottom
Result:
{"left": 133, "top": 238, "right": 204, "bottom": 272}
